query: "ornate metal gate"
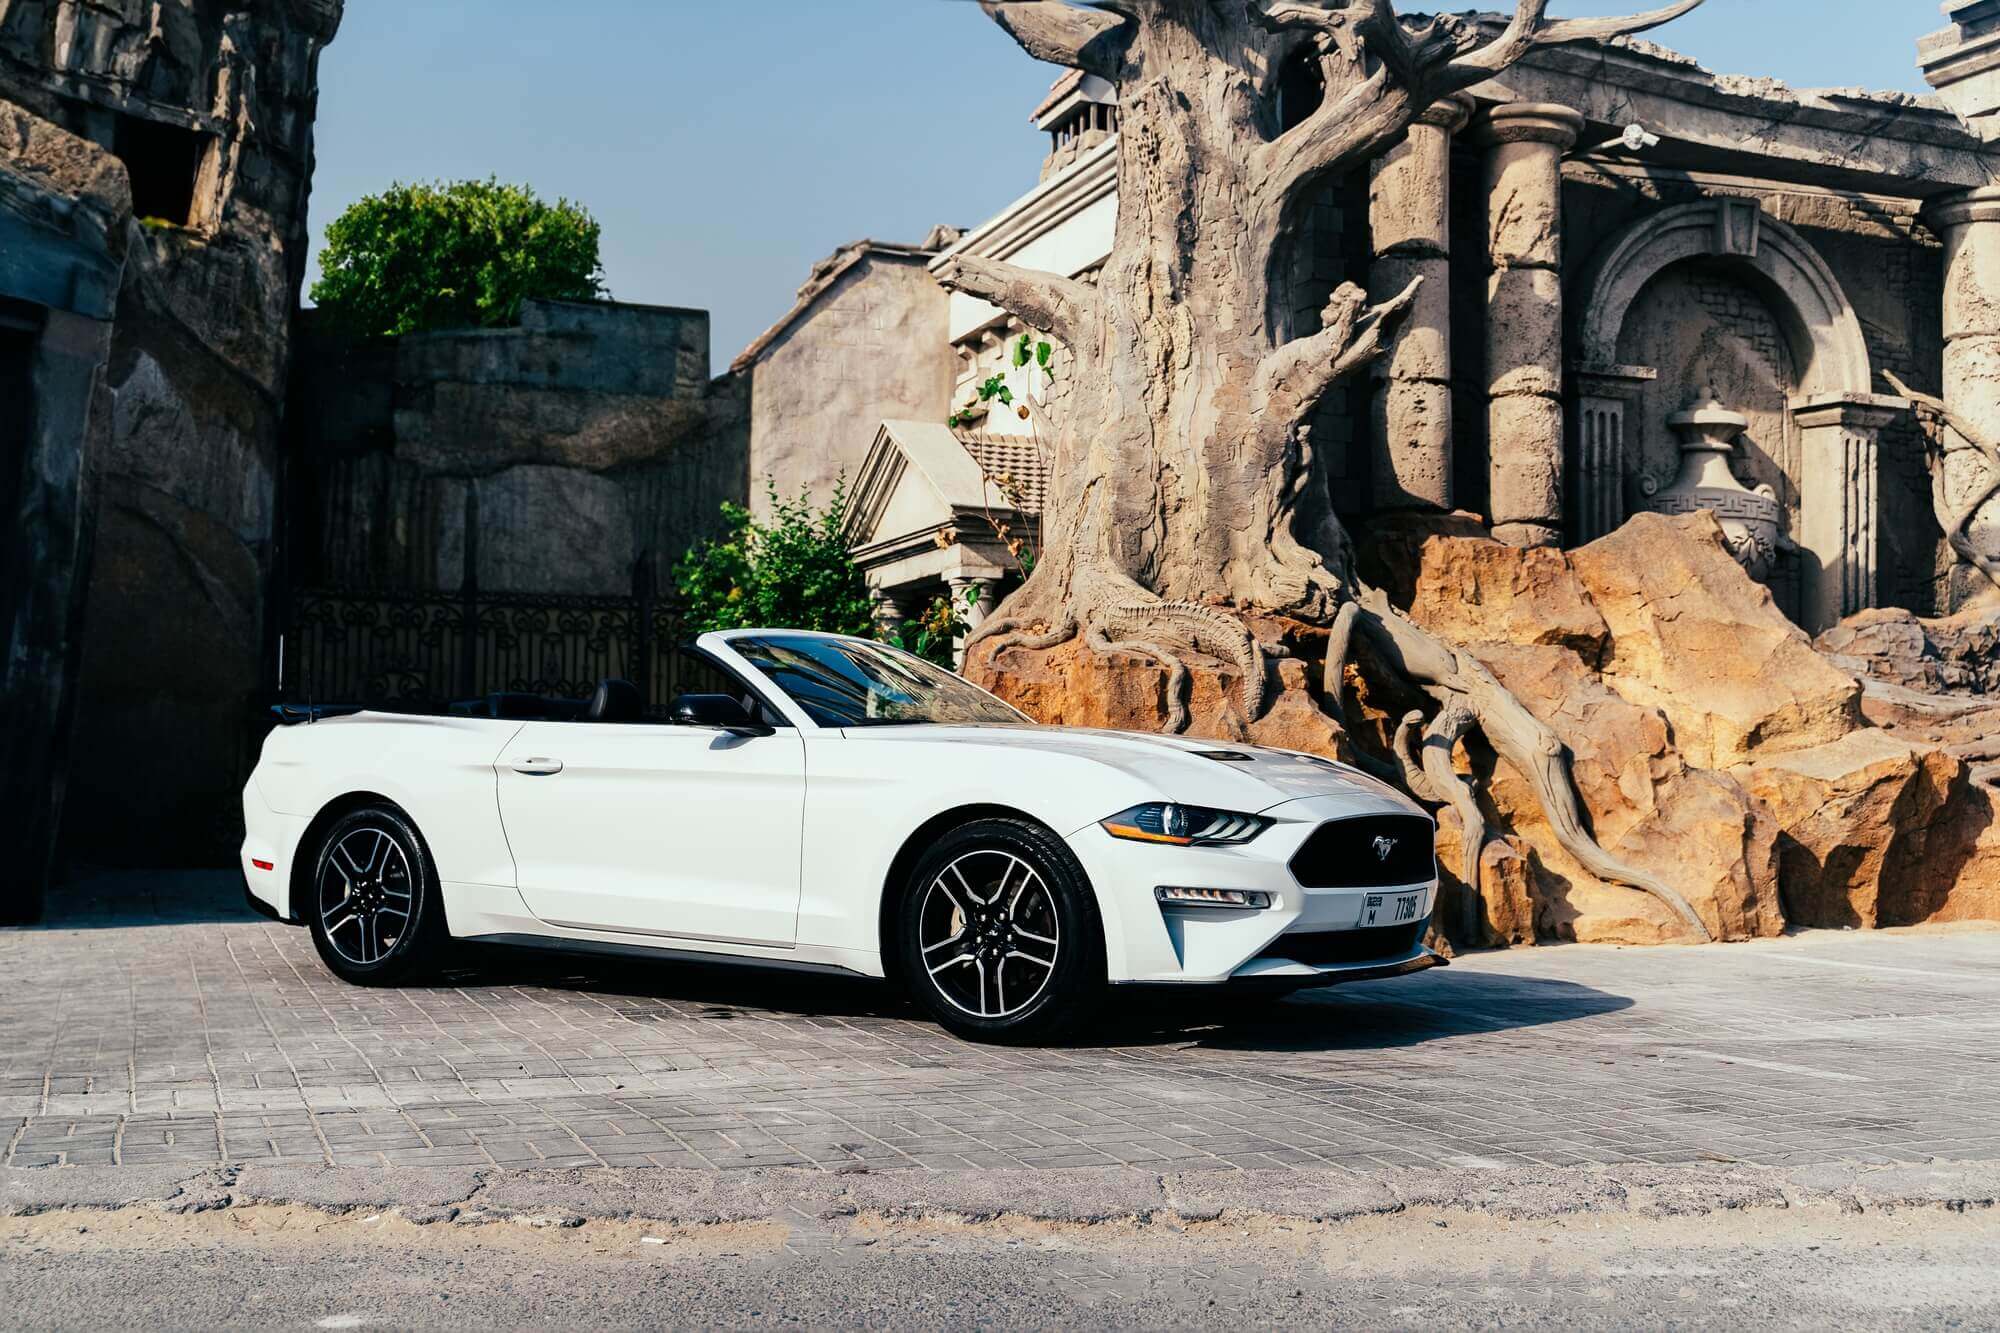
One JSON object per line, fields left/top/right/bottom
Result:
{"left": 284, "top": 586, "right": 722, "bottom": 715}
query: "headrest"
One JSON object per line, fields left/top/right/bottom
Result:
{"left": 586, "top": 677, "right": 645, "bottom": 723}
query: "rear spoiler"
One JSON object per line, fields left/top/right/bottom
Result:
{"left": 270, "top": 702, "right": 364, "bottom": 726}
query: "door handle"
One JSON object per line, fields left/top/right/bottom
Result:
{"left": 511, "top": 757, "right": 564, "bottom": 776}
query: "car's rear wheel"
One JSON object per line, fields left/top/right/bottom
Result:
{"left": 895, "top": 817, "right": 1103, "bottom": 1043}
{"left": 306, "top": 805, "right": 447, "bottom": 986}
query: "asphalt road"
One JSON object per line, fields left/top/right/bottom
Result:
{"left": 5, "top": 1181, "right": 1997, "bottom": 1330}
{"left": 4, "top": 1160, "right": 1998, "bottom": 1329}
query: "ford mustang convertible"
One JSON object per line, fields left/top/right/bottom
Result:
{"left": 243, "top": 629, "right": 1442, "bottom": 1041}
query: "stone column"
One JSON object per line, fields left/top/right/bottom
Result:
{"left": 1790, "top": 394, "right": 1904, "bottom": 632}
{"left": 1475, "top": 104, "right": 1583, "bottom": 548}
{"left": 1570, "top": 364, "right": 1658, "bottom": 544}
{"left": 948, "top": 576, "right": 1001, "bottom": 629}
{"left": 947, "top": 576, "right": 1001, "bottom": 669}
{"left": 1932, "top": 186, "right": 2000, "bottom": 611}
{"left": 1367, "top": 93, "right": 1475, "bottom": 512}
{"left": 869, "top": 586, "right": 912, "bottom": 642}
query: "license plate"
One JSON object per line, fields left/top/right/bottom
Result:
{"left": 1360, "top": 891, "right": 1422, "bottom": 929}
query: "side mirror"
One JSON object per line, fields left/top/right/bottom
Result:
{"left": 673, "top": 693, "right": 774, "bottom": 738}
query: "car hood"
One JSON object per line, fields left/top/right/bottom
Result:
{"left": 837, "top": 723, "right": 1418, "bottom": 814}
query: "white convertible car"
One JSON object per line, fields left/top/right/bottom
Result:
{"left": 243, "top": 629, "right": 1442, "bottom": 1041}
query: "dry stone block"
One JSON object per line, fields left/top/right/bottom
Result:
{"left": 1942, "top": 332, "right": 2000, "bottom": 401}
{"left": 1370, "top": 379, "right": 1454, "bottom": 510}
{"left": 1569, "top": 512, "right": 1864, "bottom": 769}
{"left": 1369, "top": 129, "right": 1451, "bottom": 254}
{"left": 1370, "top": 253, "right": 1451, "bottom": 381}
{"left": 1487, "top": 395, "right": 1565, "bottom": 528}
{"left": 1740, "top": 730, "right": 2000, "bottom": 929}
{"left": 1468, "top": 642, "right": 1784, "bottom": 945}
{"left": 1944, "top": 223, "right": 2000, "bottom": 337}
{"left": 1404, "top": 534, "right": 1607, "bottom": 659}
{"left": 1481, "top": 120, "right": 1573, "bottom": 267}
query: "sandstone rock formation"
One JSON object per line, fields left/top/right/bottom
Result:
{"left": 1400, "top": 514, "right": 1788, "bottom": 946}
{"left": 975, "top": 509, "right": 1996, "bottom": 948}
{"left": 1567, "top": 514, "right": 1865, "bottom": 769}
{"left": 1737, "top": 730, "right": 1997, "bottom": 928}
{"left": 1817, "top": 603, "right": 2000, "bottom": 698}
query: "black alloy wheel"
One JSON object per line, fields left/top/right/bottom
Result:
{"left": 897, "top": 817, "right": 1104, "bottom": 1043}
{"left": 306, "top": 804, "right": 447, "bottom": 986}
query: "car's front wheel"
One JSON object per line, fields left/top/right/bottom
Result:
{"left": 306, "top": 804, "right": 447, "bottom": 986}
{"left": 895, "top": 817, "right": 1103, "bottom": 1043}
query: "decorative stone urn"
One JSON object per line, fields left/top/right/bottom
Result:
{"left": 1639, "top": 394, "right": 1786, "bottom": 582}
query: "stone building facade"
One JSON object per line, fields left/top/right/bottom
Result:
{"left": 729, "top": 234, "right": 962, "bottom": 521}
{"left": 1, "top": 0, "right": 342, "bottom": 918}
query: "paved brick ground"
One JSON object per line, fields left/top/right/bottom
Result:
{"left": 4, "top": 873, "right": 1998, "bottom": 1174}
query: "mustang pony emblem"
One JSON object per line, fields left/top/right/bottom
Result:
{"left": 1372, "top": 835, "right": 1398, "bottom": 862}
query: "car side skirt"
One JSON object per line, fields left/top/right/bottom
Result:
{"left": 464, "top": 933, "right": 870, "bottom": 979}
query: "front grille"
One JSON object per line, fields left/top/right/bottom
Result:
{"left": 1289, "top": 814, "right": 1435, "bottom": 888}
{"left": 1255, "top": 919, "right": 1426, "bottom": 966}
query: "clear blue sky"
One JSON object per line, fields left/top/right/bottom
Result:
{"left": 307, "top": 1, "right": 1936, "bottom": 367}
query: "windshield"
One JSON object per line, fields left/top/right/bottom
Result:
{"left": 729, "top": 635, "right": 1031, "bottom": 728}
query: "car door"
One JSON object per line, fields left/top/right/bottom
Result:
{"left": 495, "top": 719, "right": 806, "bottom": 946}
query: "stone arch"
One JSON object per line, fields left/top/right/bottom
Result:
{"left": 1572, "top": 199, "right": 1899, "bottom": 632}
{"left": 1579, "top": 200, "right": 1872, "bottom": 398}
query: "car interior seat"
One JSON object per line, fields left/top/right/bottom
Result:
{"left": 585, "top": 677, "right": 645, "bottom": 723}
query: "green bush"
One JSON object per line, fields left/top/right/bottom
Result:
{"left": 676, "top": 482, "right": 875, "bottom": 640}
{"left": 310, "top": 178, "right": 606, "bottom": 337}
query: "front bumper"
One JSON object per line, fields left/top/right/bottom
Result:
{"left": 1222, "top": 941, "right": 1446, "bottom": 991}
{"left": 1067, "top": 794, "right": 1439, "bottom": 984}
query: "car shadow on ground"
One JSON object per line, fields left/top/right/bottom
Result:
{"left": 442, "top": 943, "right": 1633, "bottom": 1054}
{"left": 20, "top": 878, "right": 1634, "bottom": 1055}
{"left": 1093, "top": 971, "right": 1635, "bottom": 1052}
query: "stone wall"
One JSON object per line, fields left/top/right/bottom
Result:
{"left": 291, "top": 299, "right": 747, "bottom": 598}
{"left": 0, "top": 0, "right": 343, "bottom": 886}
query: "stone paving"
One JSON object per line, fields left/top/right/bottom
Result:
{"left": 4, "top": 872, "right": 1999, "bottom": 1175}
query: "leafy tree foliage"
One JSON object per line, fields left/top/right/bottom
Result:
{"left": 676, "top": 482, "right": 875, "bottom": 641}
{"left": 676, "top": 483, "right": 980, "bottom": 668}
{"left": 310, "top": 179, "right": 606, "bottom": 336}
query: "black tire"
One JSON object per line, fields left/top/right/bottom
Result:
{"left": 305, "top": 804, "right": 448, "bottom": 986}
{"left": 895, "top": 817, "right": 1104, "bottom": 1044}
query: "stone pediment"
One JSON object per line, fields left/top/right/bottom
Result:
{"left": 843, "top": 420, "right": 1018, "bottom": 556}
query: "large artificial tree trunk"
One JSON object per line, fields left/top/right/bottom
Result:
{"left": 944, "top": 0, "right": 1713, "bottom": 938}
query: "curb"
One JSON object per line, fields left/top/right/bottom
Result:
{"left": 4, "top": 1161, "right": 1997, "bottom": 1229}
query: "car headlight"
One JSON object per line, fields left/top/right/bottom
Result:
{"left": 1100, "top": 802, "right": 1271, "bottom": 847}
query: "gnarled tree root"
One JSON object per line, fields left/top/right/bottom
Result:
{"left": 1394, "top": 700, "right": 1487, "bottom": 943}
{"left": 963, "top": 557, "right": 1709, "bottom": 943}
{"left": 973, "top": 611, "right": 1079, "bottom": 661}
{"left": 1358, "top": 588, "right": 1712, "bottom": 942}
